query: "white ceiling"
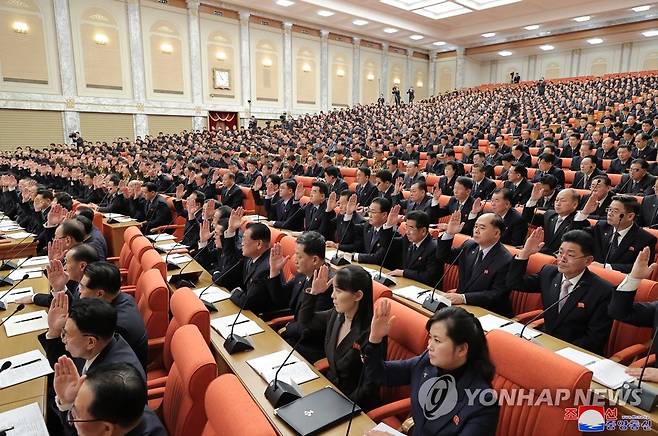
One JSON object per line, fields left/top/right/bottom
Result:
{"left": 217, "top": 0, "right": 658, "bottom": 53}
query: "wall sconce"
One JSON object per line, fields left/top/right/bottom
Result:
{"left": 366, "top": 73, "right": 374, "bottom": 81}
{"left": 262, "top": 57, "right": 273, "bottom": 67}
{"left": 94, "top": 33, "right": 108, "bottom": 45}
{"left": 302, "top": 63, "right": 311, "bottom": 72}
{"left": 160, "top": 42, "right": 173, "bottom": 54}
{"left": 215, "top": 51, "right": 226, "bottom": 60}
{"left": 416, "top": 80, "right": 423, "bottom": 87}
{"left": 336, "top": 68, "right": 345, "bottom": 77}
{"left": 12, "top": 21, "right": 29, "bottom": 34}
{"left": 393, "top": 78, "right": 400, "bottom": 85}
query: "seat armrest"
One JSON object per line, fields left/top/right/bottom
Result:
{"left": 366, "top": 398, "right": 411, "bottom": 423}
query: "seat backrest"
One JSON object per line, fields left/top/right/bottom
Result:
{"left": 202, "top": 374, "right": 276, "bottom": 436}
{"left": 162, "top": 324, "right": 216, "bottom": 436}
{"left": 130, "top": 236, "right": 153, "bottom": 262}
{"left": 126, "top": 254, "right": 143, "bottom": 287}
{"left": 136, "top": 269, "right": 169, "bottom": 341}
{"left": 240, "top": 186, "right": 256, "bottom": 212}
{"left": 441, "top": 233, "right": 470, "bottom": 292}
{"left": 141, "top": 249, "right": 167, "bottom": 280}
{"left": 372, "top": 280, "right": 393, "bottom": 301}
{"left": 279, "top": 235, "right": 297, "bottom": 281}
{"left": 164, "top": 288, "right": 210, "bottom": 370}
{"left": 118, "top": 242, "right": 133, "bottom": 270}
{"left": 268, "top": 227, "right": 284, "bottom": 246}
{"left": 124, "top": 225, "right": 142, "bottom": 243}
{"left": 510, "top": 252, "right": 556, "bottom": 315}
{"left": 488, "top": 330, "right": 592, "bottom": 436}
{"left": 93, "top": 211, "right": 103, "bottom": 230}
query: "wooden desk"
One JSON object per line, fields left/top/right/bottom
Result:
{"left": 102, "top": 220, "right": 138, "bottom": 257}
{"left": 0, "top": 276, "right": 49, "bottom": 409}
{"left": 0, "top": 237, "right": 37, "bottom": 260}
{"left": 185, "top": 272, "right": 376, "bottom": 435}
{"left": 0, "top": 396, "right": 45, "bottom": 415}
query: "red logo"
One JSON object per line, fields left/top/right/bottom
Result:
{"left": 604, "top": 407, "right": 617, "bottom": 421}
{"left": 564, "top": 408, "right": 578, "bottom": 421}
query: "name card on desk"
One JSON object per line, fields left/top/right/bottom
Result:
{"left": 5, "top": 232, "right": 35, "bottom": 240}
{"left": 496, "top": 321, "right": 541, "bottom": 339}
{"left": 0, "top": 349, "right": 53, "bottom": 389}
{"left": 157, "top": 242, "right": 189, "bottom": 252}
{"left": 147, "top": 234, "right": 176, "bottom": 242}
{"left": 8, "top": 268, "right": 43, "bottom": 281}
{"left": 3, "top": 310, "right": 48, "bottom": 337}
{"left": 193, "top": 286, "right": 231, "bottom": 303}
{"left": 15, "top": 256, "right": 50, "bottom": 267}
{"left": 393, "top": 285, "right": 452, "bottom": 307}
{"left": 478, "top": 314, "right": 512, "bottom": 332}
{"left": 211, "top": 313, "right": 264, "bottom": 338}
{"left": 0, "top": 402, "right": 48, "bottom": 435}
{"left": 247, "top": 350, "right": 319, "bottom": 385}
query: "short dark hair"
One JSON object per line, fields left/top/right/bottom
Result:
{"left": 561, "top": 230, "right": 594, "bottom": 256}
{"left": 375, "top": 170, "right": 393, "bottom": 184}
{"left": 76, "top": 206, "right": 94, "bottom": 222}
{"left": 282, "top": 179, "right": 297, "bottom": 190}
{"left": 492, "top": 188, "right": 513, "bottom": 203}
{"left": 371, "top": 197, "right": 392, "bottom": 213}
{"left": 55, "top": 192, "right": 73, "bottom": 210}
{"left": 456, "top": 176, "right": 473, "bottom": 190}
{"left": 245, "top": 222, "right": 271, "bottom": 244}
{"left": 144, "top": 182, "right": 158, "bottom": 193}
{"left": 487, "top": 214, "right": 505, "bottom": 235}
{"left": 84, "top": 261, "right": 121, "bottom": 297}
{"left": 632, "top": 158, "right": 649, "bottom": 170}
{"left": 68, "top": 298, "right": 116, "bottom": 340}
{"left": 312, "top": 181, "right": 329, "bottom": 197}
{"left": 85, "top": 363, "right": 147, "bottom": 429}
{"left": 36, "top": 188, "right": 53, "bottom": 201}
{"left": 611, "top": 195, "right": 640, "bottom": 216}
{"left": 325, "top": 166, "right": 340, "bottom": 179}
{"left": 538, "top": 153, "right": 556, "bottom": 164}
{"left": 539, "top": 174, "right": 558, "bottom": 190}
{"left": 297, "top": 231, "right": 326, "bottom": 259}
{"left": 358, "top": 167, "right": 371, "bottom": 177}
{"left": 76, "top": 215, "right": 93, "bottom": 235}
{"left": 268, "top": 174, "right": 281, "bottom": 186}
{"left": 592, "top": 175, "right": 611, "bottom": 186}
{"left": 69, "top": 244, "right": 99, "bottom": 264}
{"left": 511, "top": 163, "right": 528, "bottom": 178}
{"left": 61, "top": 219, "right": 85, "bottom": 243}
{"left": 406, "top": 210, "right": 430, "bottom": 229}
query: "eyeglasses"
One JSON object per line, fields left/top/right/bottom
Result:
{"left": 67, "top": 407, "right": 104, "bottom": 425}
{"left": 605, "top": 208, "right": 624, "bottom": 214}
{"left": 630, "top": 168, "right": 643, "bottom": 172}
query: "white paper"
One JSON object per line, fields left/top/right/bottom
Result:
{"left": 157, "top": 242, "right": 189, "bottom": 252}
{"left": 103, "top": 213, "right": 126, "bottom": 219}
{"left": 324, "top": 248, "right": 338, "bottom": 260}
{"left": 393, "top": 285, "right": 449, "bottom": 306}
{"left": 555, "top": 347, "right": 601, "bottom": 367}
{"left": 14, "top": 256, "right": 50, "bottom": 267}
{"left": 247, "top": 350, "right": 319, "bottom": 385}
{"left": 193, "top": 286, "right": 231, "bottom": 303}
{"left": 161, "top": 254, "right": 192, "bottom": 265}
{"left": 0, "top": 402, "right": 48, "bottom": 436}
{"left": 3, "top": 310, "right": 48, "bottom": 337}
{"left": 113, "top": 216, "right": 136, "bottom": 223}
{"left": 0, "top": 286, "right": 34, "bottom": 304}
{"left": 146, "top": 233, "right": 176, "bottom": 242}
{"left": 360, "top": 267, "right": 397, "bottom": 286}
{"left": 370, "top": 423, "right": 406, "bottom": 436}
{"left": 0, "top": 350, "right": 53, "bottom": 389}
{"left": 8, "top": 268, "right": 43, "bottom": 281}
{"left": 589, "top": 359, "right": 635, "bottom": 390}
{"left": 4, "top": 232, "right": 35, "bottom": 240}
{"left": 0, "top": 225, "right": 22, "bottom": 232}
{"left": 244, "top": 215, "right": 268, "bottom": 222}
{"left": 211, "top": 313, "right": 264, "bottom": 338}
{"left": 478, "top": 314, "right": 512, "bottom": 332}
{"left": 496, "top": 321, "right": 542, "bottom": 339}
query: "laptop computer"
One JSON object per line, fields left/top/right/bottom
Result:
{"left": 275, "top": 387, "right": 362, "bottom": 435}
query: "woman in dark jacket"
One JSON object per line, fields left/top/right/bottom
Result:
{"left": 298, "top": 264, "right": 380, "bottom": 410}
{"left": 364, "top": 303, "right": 499, "bottom": 436}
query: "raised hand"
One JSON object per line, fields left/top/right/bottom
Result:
{"left": 252, "top": 175, "right": 263, "bottom": 192}
{"left": 326, "top": 191, "right": 337, "bottom": 213}
{"left": 386, "top": 204, "right": 401, "bottom": 228}
{"left": 394, "top": 177, "right": 403, "bottom": 195}
{"left": 471, "top": 197, "right": 484, "bottom": 215}
{"left": 520, "top": 227, "right": 545, "bottom": 259}
{"left": 629, "top": 246, "right": 657, "bottom": 281}
{"left": 294, "top": 182, "right": 305, "bottom": 201}
{"left": 53, "top": 355, "right": 84, "bottom": 406}
{"left": 228, "top": 207, "right": 244, "bottom": 232}
{"left": 199, "top": 219, "right": 213, "bottom": 244}
{"left": 46, "top": 259, "right": 70, "bottom": 292}
{"left": 581, "top": 193, "right": 598, "bottom": 216}
{"left": 269, "top": 242, "right": 291, "bottom": 278}
{"left": 346, "top": 194, "right": 358, "bottom": 215}
{"left": 47, "top": 291, "right": 69, "bottom": 337}
{"left": 204, "top": 199, "right": 216, "bottom": 220}
{"left": 530, "top": 183, "right": 543, "bottom": 202}
{"left": 445, "top": 210, "right": 465, "bottom": 236}
{"left": 432, "top": 185, "right": 442, "bottom": 202}
{"left": 310, "top": 265, "right": 330, "bottom": 295}
{"left": 369, "top": 299, "right": 396, "bottom": 344}
{"left": 266, "top": 180, "right": 277, "bottom": 197}
{"left": 47, "top": 238, "right": 66, "bottom": 262}
{"left": 175, "top": 183, "right": 185, "bottom": 200}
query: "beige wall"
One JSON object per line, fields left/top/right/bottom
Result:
{"left": 329, "top": 42, "right": 353, "bottom": 108}
{"left": 148, "top": 114, "right": 193, "bottom": 135}
{"left": 200, "top": 13, "right": 240, "bottom": 106}
{"left": 412, "top": 59, "right": 428, "bottom": 100}
{"left": 387, "top": 54, "right": 406, "bottom": 95}
{"left": 250, "top": 26, "right": 283, "bottom": 106}
{"left": 0, "top": 109, "right": 63, "bottom": 149}
{"left": 292, "top": 35, "right": 320, "bottom": 108}
{"left": 436, "top": 57, "right": 456, "bottom": 93}
{"left": 360, "top": 48, "right": 381, "bottom": 104}
{"left": 79, "top": 112, "right": 134, "bottom": 143}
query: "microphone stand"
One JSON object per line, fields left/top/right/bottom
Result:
{"left": 373, "top": 226, "right": 396, "bottom": 287}
{"left": 330, "top": 215, "right": 352, "bottom": 266}
{"left": 0, "top": 274, "right": 30, "bottom": 311}
{"left": 519, "top": 281, "right": 580, "bottom": 340}
{"left": 420, "top": 244, "right": 466, "bottom": 312}
{"left": 619, "top": 326, "right": 658, "bottom": 411}
{"left": 0, "top": 303, "right": 25, "bottom": 327}
{"left": 264, "top": 332, "right": 307, "bottom": 407}
{"left": 222, "top": 292, "right": 254, "bottom": 354}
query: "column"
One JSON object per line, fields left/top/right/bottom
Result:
{"left": 570, "top": 49, "right": 581, "bottom": 76}
{"left": 320, "top": 30, "right": 329, "bottom": 112}
{"left": 428, "top": 50, "right": 436, "bottom": 97}
{"left": 405, "top": 49, "right": 412, "bottom": 94}
{"left": 527, "top": 55, "right": 537, "bottom": 80}
{"left": 53, "top": 0, "right": 79, "bottom": 140}
{"left": 489, "top": 60, "right": 498, "bottom": 84}
{"left": 282, "top": 22, "right": 293, "bottom": 113}
{"left": 186, "top": 0, "right": 205, "bottom": 130}
{"left": 352, "top": 37, "right": 361, "bottom": 106}
{"left": 455, "top": 47, "right": 465, "bottom": 89}
{"left": 239, "top": 11, "right": 251, "bottom": 112}
{"left": 620, "top": 42, "right": 633, "bottom": 72}
{"left": 380, "top": 43, "right": 389, "bottom": 96}
{"left": 127, "top": 0, "right": 148, "bottom": 137}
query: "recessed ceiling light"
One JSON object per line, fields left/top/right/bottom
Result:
{"left": 498, "top": 50, "right": 512, "bottom": 56}
{"left": 410, "top": 34, "right": 424, "bottom": 40}
{"left": 632, "top": 5, "right": 651, "bottom": 12}
{"left": 481, "top": 32, "right": 496, "bottom": 38}
{"left": 433, "top": 41, "right": 447, "bottom": 46}
{"left": 383, "top": 27, "right": 398, "bottom": 33}
{"left": 317, "top": 10, "right": 334, "bottom": 17}
{"left": 587, "top": 37, "right": 603, "bottom": 44}
{"left": 642, "top": 30, "right": 658, "bottom": 37}
{"left": 524, "top": 25, "right": 539, "bottom": 30}
{"left": 539, "top": 44, "right": 554, "bottom": 51}
{"left": 352, "top": 19, "right": 368, "bottom": 26}
{"left": 573, "top": 16, "right": 591, "bottom": 22}
{"left": 276, "top": 0, "right": 294, "bottom": 6}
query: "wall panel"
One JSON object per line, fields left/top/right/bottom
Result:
{"left": 79, "top": 112, "right": 133, "bottom": 143}
{"left": 0, "top": 109, "right": 63, "bottom": 149}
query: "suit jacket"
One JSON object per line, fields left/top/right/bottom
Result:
{"left": 84, "top": 228, "right": 108, "bottom": 260}
{"left": 141, "top": 195, "right": 172, "bottom": 234}
{"left": 128, "top": 196, "right": 147, "bottom": 222}
{"left": 532, "top": 166, "right": 565, "bottom": 188}
{"left": 33, "top": 280, "right": 79, "bottom": 308}
{"left": 98, "top": 193, "right": 130, "bottom": 215}
{"left": 572, "top": 169, "right": 603, "bottom": 190}
{"left": 303, "top": 202, "right": 332, "bottom": 239}
{"left": 632, "top": 147, "right": 657, "bottom": 161}
{"left": 437, "top": 238, "right": 513, "bottom": 316}
{"left": 505, "top": 179, "right": 533, "bottom": 206}
{"left": 537, "top": 190, "right": 558, "bottom": 211}
{"left": 614, "top": 173, "right": 656, "bottom": 196}
{"left": 522, "top": 208, "right": 589, "bottom": 254}
{"left": 430, "top": 196, "right": 474, "bottom": 225}
{"left": 388, "top": 234, "right": 442, "bottom": 287}
{"left": 264, "top": 197, "right": 303, "bottom": 230}
{"left": 352, "top": 225, "right": 394, "bottom": 265}
{"left": 391, "top": 194, "right": 433, "bottom": 215}
{"left": 608, "top": 158, "right": 632, "bottom": 174}
{"left": 402, "top": 173, "right": 425, "bottom": 190}
{"left": 506, "top": 261, "right": 613, "bottom": 354}
{"left": 111, "top": 292, "right": 148, "bottom": 369}
{"left": 77, "top": 186, "right": 105, "bottom": 204}
{"left": 579, "top": 193, "right": 613, "bottom": 221}
{"left": 328, "top": 179, "right": 349, "bottom": 196}
{"left": 219, "top": 184, "right": 245, "bottom": 209}
{"left": 639, "top": 194, "right": 658, "bottom": 227}
{"left": 332, "top": 212, "right": 365, "bottom": 247}
{"left": 127, "top": 408, "right": 168, "bottom": 436}
{"left": 172, "top": 201, "right": 203, "bottom": 250}
{"left": 355, "top": 182, "right": 378, "bottom": 207}
{"left": 589, "top": 222, "right": 656, "bottom": 273}
{"left": 363, "top": 344, "right": 499, "bottom": 436}
{"left": 471, "top": 177, "right": 496, "bottom": 200}
{"left": 439, "top": 175, "right": 457, "bottom": 197}
{"left": 596, "top": 147, "right": 618, "bottom": 161}
{"left": 609, "top": 289, "right": 658, "bottom": 365}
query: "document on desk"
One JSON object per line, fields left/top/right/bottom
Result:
{"left": 0, "top": 402, "right": 48, "bottom": 436}
{"left": 496, "top": 321, "right": 541, "bottom": 339}
{"left": 113, "top": 216, "right": 136, "bottom": 223}
{"left": 193, "top": 286, "right": 231, "bottom": 303}
{"left": 478, "top": 314, "right": 512, "bottom": 332}
{"left": 103, "top": 213, "right": 126, "bottom": 219}
{"left": 247, "top": 350, "right": 319, "bottom": 385}
{"left": 8, "top": 268, "right": 43, "bottom": 281}
{"left": 211, "top": 313, "right": 264, "bottom": 338}
{"left": 5, "top": 231, "right": 35, "bottom": 239}
{"left": 393, "top": 285, "right": 451, "bottom": 306}
{"left": 160, "top": 253, "right": 192, "bottom": 265}
{"left": 0, "top": 225, "right": 22, "bottom": 232}
{"left": 555, "top": 347, "right": 601, "bottom": 367}
{"left": 0, "top": 286, "right": 34, "bottom": 305}
{"left": 360, "top": 267, "right": 397, "bottom": 286}
{"left": 588, "top": 359, "right": 635, "bottom": 390}
{"left": 15, "top": 256, "right": 50, "bottom": 267}
{"left": 369, "top": 423, "right": 405, "bottom": 436}
{"left": 0, "top": 349, "right": 53, "bottom": 389}
{"left": 3, "top": 310, "right": 48, "bottom": 337}
{"left": 157, "top": 242, "right": 189, "bottom": 252}
{"left": 147, "top": 233, "right": 177, "bottom": 242}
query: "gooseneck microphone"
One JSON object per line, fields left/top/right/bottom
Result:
{"left": 419, "top": 244, "right": 467, "bottom": 312}
{"left": 619, "top": 326, "right": 658, "bottom": 412}
{"left": 331, "top": 217, "right": 352, "bottom": 266}
{"left": 222, "top": 292, "right": 254, "bottom": 354}
{"left": 373, "top": 226, "right": 396, "bottom": 287}
{"left": 518, "top": 281, "right": 581, "bottom": 340}
{"left": 0, "top": 273, "right": 30, "bottom": 311}
{"left": 0, "top": 303, "right": 25, "bottom": 327}
{"left": 264, "top": 330, "right": 308, "bottom": 408}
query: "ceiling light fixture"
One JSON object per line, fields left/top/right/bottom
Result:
{"left": 433, "top": 41, "right": 447, "bottom": 46}
{"left": 573, "top": 16, "right": 591, "bottom": 22}
{"left": 352, "top": 19, "right": 368, "bottom": 26}
{"left": 642, "top": 30, "right": 658, "bottom": 37}
{"left": 383, "top": 27, "right": 399, "bottom": 33}
{"left": 498, "top": 50, "right": 512, "bottom": 56}
{"left": 160, "top": 42, "right": 173, "bottom": 53}
{"left": 410, "top": 34, "right": 424, "bottom": 40}
{"left": 275, "top": 0, "right": 294, "bottom": 6}
{"left": 539, "top": 44, "right": 554, "bottom": 51}
{"left": 524, "top": 24, "right": 539, "bottom": 30}
{"left": 632, "top": 5, "right": 651, "bottom": 12}
{"left": 317, "top": 10, "right": 334, "bottom": 17}
{"left": 587, "top": 37, "right": 603, "bottom": 44}
{"left": 12, "top": 21, "right": 28, "bottom": 34}
{"left": 481, "top": 32, "right": 496, "bottom": 37}
{"left": 94, "top": 33, "right": 109, "bottom": 45}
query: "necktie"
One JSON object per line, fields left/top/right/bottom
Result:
{"left": 583, "top": 175, "right": 588, "bottom": 188}
{"left": 474, "top": 182, "right": 479, "bottom": 195}
{"left": 610, "top": 231, "right": 620, "bottom": 253}
{"left": 558, "top": 279, "right": 572, "bottom": 312}
{"left": 555, "top": 216, "right": 565, "bottom": 230}
{"left": 473, "top": 249, "right": 484, "bottom": 270}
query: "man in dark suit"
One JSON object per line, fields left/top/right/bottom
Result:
{"left": 560, "top": 134, "right": 582, "bottom": 158}
{"left": 267, "top": 231, "right": 334, "bottom": 362}
{"left": 596, "top": 137, "right": 618, "bottom": 161}
{"left": 173, "top": 188, "right": 205, "bottom": 250}
{"left": 354, "top": 167, "right": 378, "bottom": 207}
{"left": 140, "top": 182, "right": 172, "bottom": 234}
{"left": 639, "top": 178, "right": 658, "bottom": 227}
{"left": 470, "top": 163, "right": 496, "bottom": 200}
{"left": 264, "top": 178, "right": 304, "bottom": 230}
{"left": 78, "top": 262, "right": 148, "bottom": 369}
{"left": 569, "top": 142, "right": 595, "bottom": 171}
{"left": 532, "top": 153, "right": 565, "bottom": 188}
{"left": 402, "top": 161, "right": 425, "bottom": 190}
{"left": 464, "top": 188, "right": 528, "bottom": 247}
{"left": 631, "top": 133, "right": 656, "bottom": 161}
{"left": 507, "top": 229, "right": 613, "bottom": 354}
{"left": 423, "top": 152, "right": 443, "bottom": 174}
{"left": 535, "top": 174, "right": 559, "bottom": 210}
{"left": 347, "top": 197, "right": 395, "bottom": 265}
{"left": 608, "top": 145, "right": 633, "bottom": 174}
{"left": 579, "top": 195, "right": 656, "bottom": 273}
{"left": 430, "top": 176, "right": 474, "bottom": 224}
{"left": 391, "top": 180, "right": 433, "bottom": 215}
{"left": 96, "top": 174, "right": 130, "bottom": 215}
{"left": 326, "top": 191, "right": 364, "bottom": 248}
{"left": 324, "top": 166, "right": 348, "bottom": 196}
{"left": 504, "top": 163, "right": 533, "bottom": 206}
{"left": 572, "top": 157, "right": 603, "bottom": 190}
{"left": 511, "top": 145, "right": 532, "bottom": 168}
{"left": 614, "top": 158, "right": 656, "bottom": 196}
{"left": 218, "top": 172, "right": 245, "bottom": 209}
{"left": 374, "top": 169, "right": 395, "bottom": 202}
{"left": 522, "top": 186, "right": 589, "bottom": 255}
{"left": 437, "top": 212, "right": 513, "bottom": 316}
{"left": 384, "top": 210, "right": 442, "bottom": 287}
{"left": 578, "top": 175, "right": 615, "bottom": 221}
{"left": 297, "top": 181, "right": 332, "bottom": 239}
{"left": 77, "top": 171, "right": 104, "bottom": 204}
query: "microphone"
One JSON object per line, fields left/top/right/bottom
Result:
{"left": 373, "top": 226, "right": 396, "bottom": 287}
{"left": 518, "top": 281, "right": 581, "bottom": 340}
{"left": 96, "top": 188, "right": 111, "bottom": 210}
{"left": 420, "top": 244, "right": 467, "bottom": 312}
{"left": 164, "top": 217, "right": 199, "bottom": 270}
{"left": 330, "top": 216, "right": 352, "bottom": 266}
{"left": 0, "top": 273, "right": 30, "bottom": 311}
{"left": 0, "top": 360, "right": 11, "bottom": 373}
{"left": 194, "top": 258, "right": 243, "bottom": 312}
{"left": 616, "top": 173, "right": 633, "bottom": 194}
{"left": 0, "top": 303, "right": 25, "bottom": 327}
{"left": 264, "top": 330, "right": 308, "bottom": 407}
{"left": 0, "top": 256, "right": 33, "bottom": 287}
{"left": 344, "top": 358, "right": 367, "bottom": 436}
{"left": 0, "top": 233, "right": 36, "bottom": 270}
{"left": 223, "top": 291, "right": 255, "bottom": 354}
{"left": 603, "top": 213, "right": 625, "bottom": 267}
{"left": 169, "top": 241, "right": 210, "bottom": 287}
{"left": 619, "top": 325, "right": 658, "bottom": 411}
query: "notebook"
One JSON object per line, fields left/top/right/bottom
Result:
{"left": 275, "top": 387, "right": 361, "bottom": 436}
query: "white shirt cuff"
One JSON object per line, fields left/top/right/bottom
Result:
{"left": 343, "top": 214, "right": 353, "bottom": 222}
{"left": 224, "top": 229, "right": 236, "bottom": 238}
{"left": 574, "top": 211, "right": 589, "bottom": 221}
{"left": 198, "top": 240, "right": 208, "bottom": 249}
{"left": 383, "top": 223, "right": 394, "bottom": 230}
{"left": 431, "top": 199, "right": 439, "bottom": 207}
{"left": 468, "top": 212, "right": 478, "bottom": 220}
{"left": 441, "top": 233, "right": 454, "bottom": 240}
{"left": 604, "top": 263, "right": 612, "bottom": 270}
{"left": 525, "top": 199, "right": 538, "bottom": 207}
{"left": 617, "top": 276, "right": 641, "bottom": 292}
{"left": 55, "top": 396, "right": 72, "bottom": 412}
